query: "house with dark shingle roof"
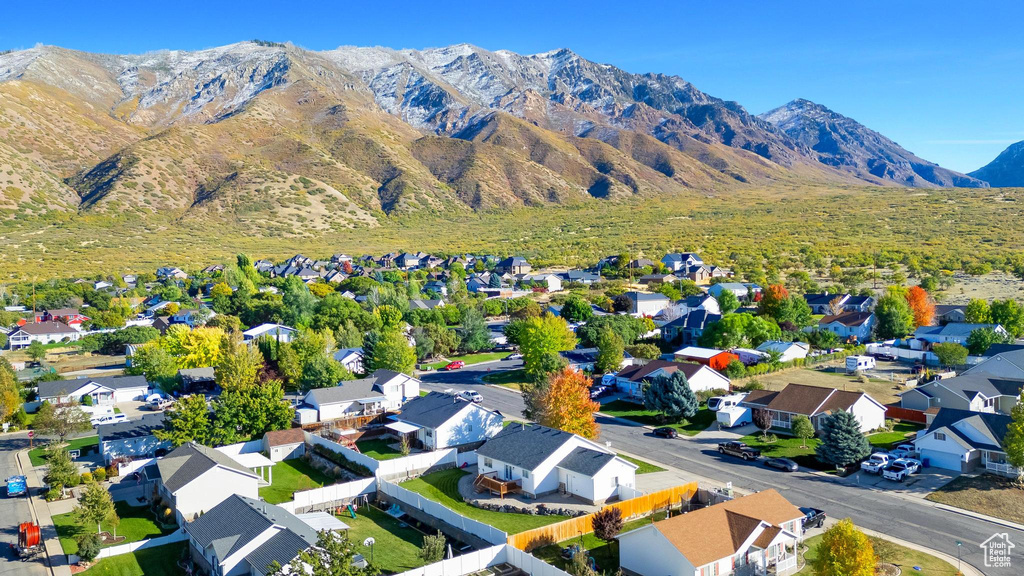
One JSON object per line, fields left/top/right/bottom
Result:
{"left": 613, "top": 360, "right": 730, "bottom": 402}
{"left": 149, "top": 442, "right": 261, "bottom": 522}
{"left": 475, "top": 423, "right": 637, "bottom": 504}
{"left": 302, "top": 370, "right": 420, "bottom": 422}
{"left": 913, "top": 408, "right": 1015, "bottom": 475}
{"left": 98, "top": 413, "right": 169, "bottom": 464}
{"left": 7, "top": 321, "right": 82, "bottom": 349}
{"left": 899, "top": 373, "right": 1024, "bottom": 415}
{"left": 37, "top": 375, "right": 150, "bottom": 406}
{"left": 390, "top": 391, "right": 503, "bottom": 451}
{"left": 619, "top": 489, "right": 803, "bottom": 576}
{"left": 741, "top": 383, "right": 885, "bottom": 433}
{"left": 494, "top": 256, "right": 531, "bottom": 275}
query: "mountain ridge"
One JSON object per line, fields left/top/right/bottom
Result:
{"left": 969, "top": 140, "right": 1024, "bottom": 187}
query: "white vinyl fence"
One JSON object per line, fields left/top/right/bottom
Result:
{"left": 456, "top": 452, "right": 477, "bottom": 468}
{"left": 379, "top": 480, "right": 507, "bottom": 545}
{"left": 278, "top": 477, "right": 376, "bottom": 514}
{"left": 305, "top": 431, "right": 460, "bottom": 480}
{"left": 392, "top": 545, "right": 573, "bottom": 576}
{"left": 118, "top": 457, "right": 155, "bottom": 477}
{"left": 93, "top": 529, "right": 188, "bottom": 559}
{"left": 306, "top": 433, "right": 380, "bottom": 472}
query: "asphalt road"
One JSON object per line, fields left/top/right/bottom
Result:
{"left": 420, "top": 363, "right": 1018, "bottom": 576}
{"left": 0, "top": 433, "right": 48, "bottom": 576}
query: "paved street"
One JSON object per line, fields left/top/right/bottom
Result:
{"left": 0, "top": 433, "right": 48, "bottom": 576}
{"left": 419, "top": 364, "right": 1020, "bottom": 576}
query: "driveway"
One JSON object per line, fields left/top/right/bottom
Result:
{"left": 841, "top": 468, "right": 960, "bottom": 497}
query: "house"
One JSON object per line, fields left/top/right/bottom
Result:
{"left": 622, "top": 291, "right": 671, "bottom": 316}
{"left": 661, "top": 310, "right": 721, "bottom": 345}
{"left": 333, "top": 347, "right": 365, "bottom": 374}
{"left": 755, "top": 341, "right": 810, "bottom": 363}
{"left": 7, "top": 321, "right": 81, "bottom": 349}
{"left": 913, "top": 408, "right": 1014, "bottom": 475}
{"left": 494, "top": 256, "right": 531, "bottom": 275}
{"left": 396, "top": 252, "right": 422, "bottom": 269}
{"left": 964, "top": 348, "right": 1024, "bottom": 379}
{"left": 683, "top": 265, "right": 712, "bottom": 285}
{"left": 914, "top": 323, "right": 1007, "bottom": 347}
{"left": 638, "top": 274, "right": 679, "bottom": 286}
{"left": 37, "top": 375, "right": 150, "bottom": 406}
{"left": 262, "top": 428, "right": 306, "bottom": 463}
{"left": 149, "top": 442, "right": 261, "bottom": 522}
{"left": 242, "top": 323, "right": 298, "bottom": 344}
{"left": 302, "top": 370, "right": 420, "bottom": 422}
{"left": 661, "top": 253, "right": 703, "bottom": 272}
{"left": 476, "top": 424, "right": 637, "bottom": 504}
{"left": 521, "top": 274, "right": 562, "bottom": 292}
{"left": 98, "top": 413, "right": 169, "bottom": 464}
{"left": 559, "top": 270, "right": 601, "bottom": 285}
{"left": 672, "top": 346, "right": 739, "bottom": 371}
{"left": 802, "top": 293, "right": 875, "bottom": 315}
{"left": 183, "top": 494, "right": 331, "bottom": 576}
{"left": 157, "top": 267, "right": 188, "bottom": 280}
{"left": 708, "top": 283, "right": 762, "bottom": 303}
{"left": 390, "top": 391, "right": 504, "bottom": 451}
{"left": 423, "top": 280, "right": 449, "bottom": 296}
{"left": 559, "top": 348, "right": 633, "bottom": 372}
{"left": 179, "top": 367, "right": 216, "bottom": 393}
{"left": 741, "top": 384, "right": 886, "bottom": 433}
{"left": 934, "top": 304, "right": 967, "bottom": 325}
{"left": 816, "top": 311, "right": 875, "bottom": 342}
{"left": 618, "top": 489, "right": 803, "bottom": 576}
{"left": 34, "top": 308, "right": 90, "bottom": 327}
{"left": 982, "top": 343, "right": 1024, "bottom": 357}
{"left": 409, "top": 299, "right": 446, "bottom": 310}
{"left": 899, "top": 373, "right": 1024, "bottom": 415}
{"left": 169, "top": 308, "right": 213, "bottom": 329}
{"left": 614, "top": 360, "right": 730, "bottom": 400}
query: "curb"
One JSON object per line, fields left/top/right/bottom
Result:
{"left": 16, "top": 447, "right": 61, "bottom": 576}
{"left": 932, "top": 503, "right": 1024, "bottom": 533}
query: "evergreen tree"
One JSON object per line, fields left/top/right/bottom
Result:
{"left": 459, "top": 308, "right": 491, "bottom": 353}
{"left": 643, "top": 371, "right": 698, "bottom": 423}
{"left": 488, "top": 273, "right": 502, "bottom": 288}
{"left": 815, "top": 410, "right": 871, "bottom": 467}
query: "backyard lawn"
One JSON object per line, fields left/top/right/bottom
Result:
{"left": 356, "top": 438, "right": 404, "bottom": 461}
{"left": 867, "top": 422, "right": 923, "bottom": 450}
{"left": 532, "top": 513, "right": 666, "bottom": 571}
{"left": 616, "top": 454, "right": 665, "bottom": 474}
{"left": 481, "top": 368, "right": 530, "bottom": 390}
{"left": 400, "top": 469, "right": 567, "bottom": 533}
{"left": 423, "top": 352, "right": 510, "bottom": 371}
{"left": 55, "top": 501, "right": 176, "bottom": 555}
{"left": 258, "top": 458, "right": 336, "bottom": 504}
{"left": 599, "top": 400, "right": 716, "bottom": 436}
{"left": 797, "top": 533, "right": 957, "bottom": 575}
{"left": 29, "top": 435, "right": 100, "bottom": 467}
{"left": 738, "top": 434, "right": 829, "bottom": 471}
{"left": 82, "top": 541, "right": 187, "bottom": 576}
{"left": 926, "top": 473, "right": 1024, "bottom": 525}
{"left": 340, "top": 504, "right": 428, "bottom": 574}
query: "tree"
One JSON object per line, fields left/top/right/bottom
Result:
{"left": 758, "top": 284, "right": 791, "bottom": 321}
{"left": 577, "top": 315, "right": 648, "bottom": 347}
{"left": 155, "top": 394, "right": 211, "bottom": 446}
{"left": 125, "top": 344, "right": 179, "bottom": 392}
{"left": 374, "top": 304, "right": 404, "bottom": 330}
{"left": 567, "top": 548, "right": 596, "bottom": 576}
{"left": 932, "top": 342, "right": 968, "bottom": 368}
{"left": 538, "top": 368, "right": 599, "bottom": 439}
{"left": 625, "top": 343, "right": 660, "bottom": 360}
{"left": 966, "top": 327, "right": 1011, "bottom": 356}
{"left": 591, "top": 507, "right": 624, "bottom": 546}
{"left": 0, "top": 364, "right": 20, "bottom": 425}
{"left": 34, "top": 397, "right": 92, "bottom": 442}
{"left": 904, "top": 286, "right": 935, "bottom": 328}
{"left": 874, "top": 289, "right": 915, "bottom": 339}
{"left": 212, "top": 382, "right": 294, "bottom": 445}
{"left": 363, "top": 329, "right": 416, "bottom": 375}
{"left": 45, "top": 446, "right": 77, "bottom": 496}
{"left": 301, "top": 355, "right": 352, "bottom": 390}
{"left": 216, "top": 338, "right": 265, "bottom": 390}
{"left": 809, "top": 518, "right": 876, "bottom": 576}
{"left": 271, "top": 529, "right": 375, "bottom": 576}
{"left": 643, "top": 371, "right": 698, "bottom": 423}
{"left": 752, "top": 408, "right": 773, "bottom": 441}
{"left": 560, "top": 295, "right": 594, "bottom": 323}
{"left": 715, "top": 289, "right": 740, "bottom": 315}
{"left": 27, "top": 341, "right": 46, "bottom": 363}
{"left": 815, "top": 410, "right": 871, "bottom": 468}
{"left": 76, "top": 533, "right": 102, "bottom": 563}
{"left": 991, "top": 299, "right": 1024, "bottom": 338}
{"left": 282, "top": 276, "right": 317, "bottom": 327}
{"left": 792, "top": 415, "right": 815, "bottom": 448}
{"left": 163, "top": 325, "right": 225, "bottom": 369}
{"left": 74, "top": 481, "right": 117, "bottom": 535}
{"left": 965, "top": 299, "right": 991, "bottom": 324}
{"left": 424, "top": 324, "right": 459, "bottom": 358}
{"left": 419, "top": 531, "right": 446, "bottom": 563}
{"left": 698, "top": 313, "right": 780, "bottom": 349}
{"left": 488, "top": 273, "right": 502, "bottom": 288}
{"left": 790, "top": 296, "right": 814, "bottom": 327}
{"left": 459, "top": 308, "right": 491, "bottom": 353}
{"left": 519, "top": 314, "right": 577, "bottom": 380}
{"left": 594, "top": 327, "right": 624, "bottom": 374}
{"left": 1003, "top": 394, "right": 1024, "bottom": 485}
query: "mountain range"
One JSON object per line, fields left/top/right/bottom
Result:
{"left": 0, "top": 41, "right": 1007, "bottom": 233}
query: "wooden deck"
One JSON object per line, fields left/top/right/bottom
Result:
{"left": 473, "top": 473, "right": 521, "bottom": 498}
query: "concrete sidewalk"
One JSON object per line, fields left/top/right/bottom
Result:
{"left": 17, "top": 449, "right": 72, "bottom": 576}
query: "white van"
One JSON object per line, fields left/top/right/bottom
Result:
{"left": 707, "top": 393, "right": 748, "bottom": 412}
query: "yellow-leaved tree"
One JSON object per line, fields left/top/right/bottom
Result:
{"left": 810, "top": 518, "right": 876, "bottom": 576}
{"left": 163, "top": 325, "right": 225, "bottom": 369}
{"left": 539, "top": 367, "right": 599, "bottom": 439}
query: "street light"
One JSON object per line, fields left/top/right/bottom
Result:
{"left": 956, "top": 541, "right": 962, "bottom": 573}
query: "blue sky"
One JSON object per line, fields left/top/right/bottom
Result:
{"left": 2, "top": 1, "right": 1021, "bottom": 172}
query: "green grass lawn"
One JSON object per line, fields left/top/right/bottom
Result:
{"left": 400, "top": 469, "right": 567, "bottom": 533}
{"left": 28, "top": 435, "right": 100, "bottom": 466}
{"left": 341, "top": 504, "right": 428, "bottom": 574}
{"left": 423, "top": 352, "right": 510, "bottom": 371}
{"left": 598, "top": 400, "right": 716, "bottom": 436}
{"left": 797, "top": 533, "right": 956, "bottom": 575}
{"left": 54, "top": 501, "right": 175, "bottom": 555}
{"left": 738, "top": 434, "right": 830, "bottom": 471}
{"left": 532, "top": 512, "right": 666, "bottom": 572}
{"left": 82, "top": 541, "right": 187, "bottom": 576}
{"left": 356, "top": 438, "right": 404, "bottom": 461}
{"left": 868, "top": 422, "right": 923, "bottom": 450}
{"left": 258, "top": 458, "right": 337, "bottom": 504}
{"left": 481, "top": 368, "right": 530, "bottom": 389}
{"left": 616, "top": 454, "right": 665, "bottom": 474}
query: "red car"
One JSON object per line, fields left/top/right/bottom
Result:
{"left": 444, "top": 361, "right": 465, "bottom": 371}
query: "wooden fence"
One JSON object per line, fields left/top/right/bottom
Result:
{"left": 884, "top": 405, "right": 928, "bottom": 424}
{"left": 506, "top": 482, "right": 698, "bottom": 551}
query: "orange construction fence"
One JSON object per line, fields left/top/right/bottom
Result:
{"left": 507, "top": 481, "right": 698, "bottom": 551}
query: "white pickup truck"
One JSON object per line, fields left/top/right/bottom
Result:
{"left": 860, "top": 453, "right": 892, "bottom": 474}
{"left": 882, "top": 458, "right": 922, "bottom": 482}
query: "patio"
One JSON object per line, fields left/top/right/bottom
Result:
{"left": 457, "top": 467, "right": 600, "bottom": 514}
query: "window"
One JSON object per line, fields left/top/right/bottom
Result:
{"left": 522, "top": 470, "right": 530, "bottom": 479}
{"left": 935, "top": 432, "right": 946, "bottom": 441}
{"left": 467, "top": 424, "right": 473, "bottom": 432}
{"left": 425, "top": 429, "right": 433, "bottom": 438}
{"left": 484, "top": 458, "right": 493, "bottom": 468}
{"left": 611, "top": 476, "right": 618, "bottom": 488}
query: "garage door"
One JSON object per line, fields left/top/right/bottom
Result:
{"left": 921, "top": 449, "right": 962, "bottom": 471}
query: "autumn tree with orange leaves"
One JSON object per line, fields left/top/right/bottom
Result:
{"left": 905, "top": 286, "right": 935, "bottom": 328}
{"left": 758, "top": 284, "right": 791, "bottom": 321}
{"left": 538, "top": 367, "right": 599, "bottom": 439}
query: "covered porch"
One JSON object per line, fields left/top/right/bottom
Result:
{"left": 983, "top": 450, "right": 1021, "bottom": 478}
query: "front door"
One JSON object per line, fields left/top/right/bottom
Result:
{"left": 504, "top": 464, "right": 513, "bottom": 480}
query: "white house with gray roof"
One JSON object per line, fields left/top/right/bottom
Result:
{"left": 390, "top": 391, "right": 503, "bottom": 451}
{"left": 913, "top": 322, "right": 1008, "bottom": 347}
{"left": 964, "top": 348, "right": 1024, "bottom": 379}
{"left": 476, "top": 424, "right": 637, "bottom": 505}
{"left": 148, "top": 442, "right": 261, "bottom": 522}
{"left": 302, "top": 370, "right": 420, "bottom": 422}
{"left": 900, "top": 373, "right": 1024, "bottom": 416}
{"left": 37, "top": 375, "right": 150, "bottom": 406}
{"left": 98, "top": 413, "right": 169, "bottom": 463}
{"left": 913, "top": 408, "right": 1014, "bottom": 474}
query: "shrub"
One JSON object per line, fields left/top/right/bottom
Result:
{"left": 736, "top": 379, "right": 764, "bottom": 392}
{"left": 697, "top": 388, "right": 729, "bottom": 404}
{"left": 105, "top": 465, "right": 119, "bottom": 478}
{"left": 80, "top": 471, "right": 94, "bottom": 484}
{"left": 45, "top": 488, "right": 61, "bottom": 501}
{"left": 76, "top": 533, "right": 102, "bottom": 562}
{"left": 93, "top": 468, "right": 107, "bottom": 482}
{"left": 419, "top": 531, "right": 446, "bottom": 562}
{"left": 81, "top": 395, "right": 93, "bottom": 407}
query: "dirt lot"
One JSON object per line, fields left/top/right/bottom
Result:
{"left": 741, "top": 365, "right": 905, "bottom": 404}
{"left": 925, "top": 474, "right": 1024, "bottom": 524}
{"left": 941, "top": 271, "right": 1024, "bottom": 304}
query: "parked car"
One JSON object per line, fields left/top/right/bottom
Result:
{"left": 589, "top": 385, "right": 610, "bottom": 399}
{"left": 888, "top": 444, "right": 917, "bottom": 460}
{"left": 764, "top": 457, "right": 799, "bottom": 472}
{"left": 91, "top": 413, "right": 129, "bottom": 427}
{"left": 860, "top": 453, "right": 893, "bottom": 474}
{"left": 799, "top": 507, "right": 827, "bottom": 529}
{"left": 653, "top": 427, "right": 678, "bottom": 439}
{"left": 444, "top": 361, "right": 466, "bottom": 371}
{"left": 457, "top": 390, "right": 483, "bottom": 404}
{"left": 882, "top": 458, "right": 922, "bottom": 482}
{"left": 5, "top": 475, "right": 27, "bottom": 497}
{"left": 506, "top": 353, "right": 523, "bottom": 360}
{"left": 718, "top": 441, "right": 761, "bottom": 461}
